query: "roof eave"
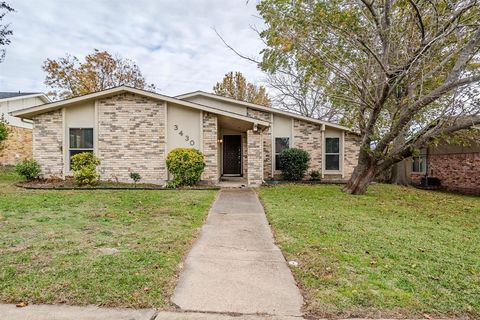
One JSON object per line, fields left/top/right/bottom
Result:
{"left": 11, "top": 86, "right": 270, "bottom": 127}
{"left": 176, "top": 91, "right": 355, "bottom": 133}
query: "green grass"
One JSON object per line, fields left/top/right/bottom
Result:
{"left": 259, "top": 184, "right": 480, "bottom": 318}
{"left": 0, "top": 166, "right": 216, "bottom": 308}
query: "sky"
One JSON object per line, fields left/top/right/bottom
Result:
{"left": 0, "top": 0, "right": 267, "bottom": 96}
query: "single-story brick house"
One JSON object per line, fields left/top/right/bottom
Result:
{"left": 406, "top": 136, "right": 480, "bottom": 195}
{"left": 0, "top": 92, "right": 50, "bottom": 165}
{"left": 11, "top": 86, "right": 361, "bottom": 186}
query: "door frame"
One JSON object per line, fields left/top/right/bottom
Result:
{"left": 222, "top": 134, "right": 242, "bottom": 176}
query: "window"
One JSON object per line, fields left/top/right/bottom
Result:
{"left": 275, "top": 137, "right": 290, "bottom": 170}
{"left": 412, "top": 156, "right": 426, "bottom": 173}
{"left": 69, "top": 128, "right": 94, "bottom": 168}
{"left": 325, "top": 137, "right": 340, "bottom": 171}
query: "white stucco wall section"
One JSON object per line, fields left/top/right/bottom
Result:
{"left": 182, "top": 95, "right": 247, "bottom": 116}
{"left": 166, "top": 103, "right": 202, "bottom": 152}
{"left": 0, "top": 96, "right": 45, "bottom": 128}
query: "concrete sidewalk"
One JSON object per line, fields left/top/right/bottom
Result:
{"left": 0, "top": 304, "right": 303, "bottom": 320}
{"left": 171, "top": 189, "right": 304, "bottom": 316}
{"left": 0, "top": 304, "right": 156, "bottom": 320}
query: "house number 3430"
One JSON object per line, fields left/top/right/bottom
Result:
{"left": 173, "top": 124, "right": 195, "bottom": 146}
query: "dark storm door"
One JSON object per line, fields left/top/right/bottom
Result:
{"left": 223, "top": 135, "right": 242, "bottom": 175}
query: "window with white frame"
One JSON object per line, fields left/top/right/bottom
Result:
{"left": 412, "top": 155, "right": 426, "bottom": 173}
{"left": 275, "top": 137, "right": 290, "bottom": 170}
{"left": 69, "top": 128, "right": 94, "bottom": 168}
{"left": 325, "top": 137, "right": 340, "bottom": 171}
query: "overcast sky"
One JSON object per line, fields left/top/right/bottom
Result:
{"left": 0, "top": 0, "right": 266, "bottom": 96}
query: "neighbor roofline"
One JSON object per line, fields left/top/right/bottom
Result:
{"left": 175, "top": 90, "right": 354, "bottom": 132}
{"left": 0, "top": 93, "right": 50, "bottom": 104}
{"left": 10, "top": 86, "right": 270, "bottom": 127}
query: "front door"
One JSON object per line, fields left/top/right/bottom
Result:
{"left": 223, "top": 135, "right": 242, "bottom": 175}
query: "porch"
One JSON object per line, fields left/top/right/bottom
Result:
{"left": 214, "top": 114, "right": 266, "bottom": 187}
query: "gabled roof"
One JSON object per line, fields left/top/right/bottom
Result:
{"left": 176, "top": 90, "right": 353, "bottom": 132}
{"left": 0, "top": 92, "right": 50, "bottom": 103}
{"left": 10, "top": 86, "right": 270, "bottom": 127}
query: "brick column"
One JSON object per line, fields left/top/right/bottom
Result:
{"left": 202, "top": 112, "right": 219, "bottom": 183}
{"left": 32, "top": 109, "right": 64, "bottom": 178}
{"left": 247, "top": 129, "right": 263, "bottom": 187}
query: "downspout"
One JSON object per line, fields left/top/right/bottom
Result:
{"left": 321, "top": 124, "right": 325, "bottom": 179}
{"left": 424, "top": 146, "right": 430, "bottom": 186}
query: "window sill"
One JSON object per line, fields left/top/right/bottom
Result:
{"left": 324, "top": 170, "right": 342, "bottom": 174}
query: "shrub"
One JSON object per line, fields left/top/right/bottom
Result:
{"left": 0, "top": 114, "right": 9, "bottom": 148}
{"left": 279, "top": 148, "right": 310, "bottom": 181}
{"left": 15, "top": 159, "right": 41, "bottom": 180}
{"left": 166, "top": 148, "right": 205, "bottom": 187}
{"left": 129, "top": 172, "right": 141, "bottom": 186}
{"left": 310, "top": 170, "right": 321, "bottom": 181}
{"left": 71, "top": 152, "right": 100, "bottom": 186}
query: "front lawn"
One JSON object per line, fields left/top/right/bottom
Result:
{"left": 0, "top": 166, "right": 216, "bottom": 308}
{"left": 260, "top": 184, "right": 480, "bottom": 319}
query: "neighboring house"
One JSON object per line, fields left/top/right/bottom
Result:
{"left": 11, "top": 86, "right": 360, "bottom": 186}
{"left": 405, "top": 135, "right": 480, "bottom": 195}
{"left": 0, "top": 92, "right": 50, "bottom": 165}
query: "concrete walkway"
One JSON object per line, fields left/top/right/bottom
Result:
{"left": 171, "top": 189, "right": 304, "bottom": 316}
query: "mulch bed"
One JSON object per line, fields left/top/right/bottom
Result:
{"left": 263, "top": 179, "right": 348, "bottom": 186}
{"left": 15, "top": 179, "right": 220, "bottom": 191}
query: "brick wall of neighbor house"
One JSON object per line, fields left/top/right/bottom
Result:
{"left": 428, "top": 153, "right": 480, "bottom": 195}
{"left": 247, "top": 108, "right": 273, "bottom": 179}
{"left": 97, "top": 93, "right": 166, "bottom": 184}
{"left": 0, "top": 125, "right": 32, "bottom": 165}
{"left": 247, "top": 129, "right": 263, "bottom": 186}
{"left": 344, "top": 132, "right": 361, "bottom": 179}
{"left": 293, "top": 119, "right": 322, "bottom": 176}
{"left": 32, "top": 109, "right": 63, "bottom": 177}
{"left": 202, "top": 112, "right": 219, "bottom": 183}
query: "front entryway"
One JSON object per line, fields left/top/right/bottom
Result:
{"left": 222, "top": 135, "right": 242, "bottom": 175}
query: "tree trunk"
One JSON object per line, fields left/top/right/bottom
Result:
{"left": 391, "top": 160, "right": 409, "bottom": 185}
{"left": 343, "top": 148, "right": 378, "bottom": 195}
{"left": 343, "top": 162, "right": 377, "bottom": 194}
{"left": 390, "top": 129, "right": 409, "bottom": 185}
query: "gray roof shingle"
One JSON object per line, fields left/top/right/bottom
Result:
{"left": 0, "top": 92, "right": 41, "bottom": 100}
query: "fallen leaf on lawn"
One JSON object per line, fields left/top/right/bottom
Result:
{"left": 370, "top": 260, "right": 377, "bottom": 265}
{"left": 144, "top": 287, "right": 150, "bottom": 292}
{"left": 16, "top": 302, "right": 28, "bottom": 308}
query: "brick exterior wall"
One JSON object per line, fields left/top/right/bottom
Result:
{"left": 344, "top": 132, "right": 361, "bottom": 179}
{"left": 202, "top": 112, "right": 219, "bottom": 183}
{"left": 293, "top": 119, "right": 322, "bottom": 175}
{"left": 247, "top": 108, "right": 273, "bottom": 179}
{"left": 247, "top": 129, "right": 263, "bottom": 186}
{"left": 242, "top": 134, "right": 247, "bottom": 177}
{"left": 425, "top": 153, "right": 479, "bottom": 195}
{"left": 97, "top": 93, "right": 166, "bottom": 184}
{"left": 32, "top": 109, "right": 63, "bottom": 178}
{"left": 0, "top": 125, "right": 32, "bottom": 165}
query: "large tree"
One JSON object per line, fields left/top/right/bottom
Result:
{"left": 0, "top": 1, "right": 14, "bottom": 63}
{"left": 213, "top": 71, "right": 271, "bottom": 106}
{"left": 43, "top": 49, "right": 156, "bottom": 100}
{"left": 267, "top": 57, "right": 346, "bottom": 121}
{"left": 258, "top": 0, "right": 480, "bottom": 194}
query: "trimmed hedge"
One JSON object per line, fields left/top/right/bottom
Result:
{"left": 71, "top": 152, "right": 100, "bottom": 186}
{"left": 15, "top": 159, "right": 41, "bottom": 180}
{"left": 279, "top": 148, "right": 310, "bottom": 181}
{"left": 166, "top": 148, "right": 205, "bottom": 187}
